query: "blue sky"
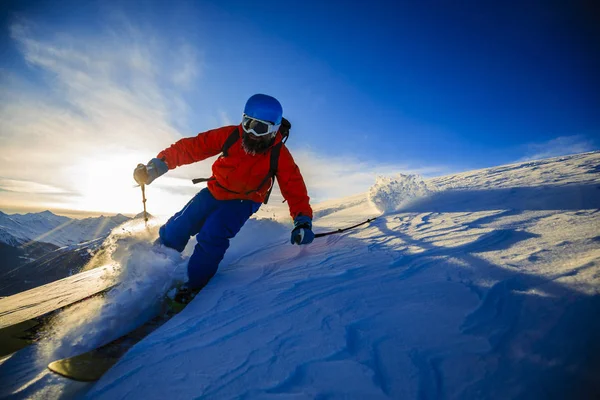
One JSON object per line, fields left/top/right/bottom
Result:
{"left": 1, "top": 0, "right": 599, "bottom": 217}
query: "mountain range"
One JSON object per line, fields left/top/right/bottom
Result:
{"left": 0, "top": 211, "right": 131, "bottom": 247}
{"left": 0, "top": 211, "right": 144, "bottom": 296}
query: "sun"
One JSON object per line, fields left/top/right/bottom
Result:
{"left": 67, "top": 153, "right": 149, "bottom": 216}
{"left": 65, "top": 153, "right": 194, "bottom": 218}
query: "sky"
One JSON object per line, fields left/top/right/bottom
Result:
{"left": 0, "top": 0, "right": 599, "bottom": 218}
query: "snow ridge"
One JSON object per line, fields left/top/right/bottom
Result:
{"left": 368, "top": 173, "right": 435, "bottom": 214}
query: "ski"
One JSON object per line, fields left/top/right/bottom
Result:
{"left": 0, "top": 264, "right": 118, "bottom": 330}
{"left": 0, "top": 290, "right": 114, "bottom": 358}
{"left": 47, "top": 289, "right": 191, "bottom": 382}
{"left": 0, "top": 267, "right": 118, "bottom": 358}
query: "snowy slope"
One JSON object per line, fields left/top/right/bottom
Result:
{"left": 1, "top": 151, "right": 599, "bottom": 399}
{"left": 0, "top": 211, "right": 131, "bottom": 247}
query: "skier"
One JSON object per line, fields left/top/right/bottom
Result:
{"left": 133, "top": 94, "right": 314, "bottom": 305}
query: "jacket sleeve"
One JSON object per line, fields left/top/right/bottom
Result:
{"left": 156, "top": 126, "right": 237, "bottom": 169}
{"left": 276, "top": 145, "right": 313, "bottom": 220}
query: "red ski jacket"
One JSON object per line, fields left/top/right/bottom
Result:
{"left": 157, "top": 125, "right": 313, "bottom": 220}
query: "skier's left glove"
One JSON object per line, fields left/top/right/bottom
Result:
{"left": 290, "top": 215, "right": 315, "bottom": 245}
{"left": 133, "top": 158, "right": 169, "bottom": 185}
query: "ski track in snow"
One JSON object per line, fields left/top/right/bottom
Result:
{"left": 1, "top": 151, "right": 600, "bottom": 399}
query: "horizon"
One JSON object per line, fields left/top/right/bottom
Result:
{"left": 0, "top": 206, "right": 138, "bottom": 219}
{"left": 1, "top": 0, "right": 599, "bottom": 217}
{"left": 2, "top": 149, "right": 597, "bottom": 219}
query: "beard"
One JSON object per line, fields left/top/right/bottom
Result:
{"left": 242, "top": 132, "right": 275, "bottom": 155}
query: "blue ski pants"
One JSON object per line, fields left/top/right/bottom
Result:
{"left": 158, "top": 188, "right": 261, "bottom": 289}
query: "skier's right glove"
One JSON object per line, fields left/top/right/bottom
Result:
{"left": 290, "top": 215, "right": 315, "bottom": 245}
{"left": 133, "top": 158, "right": 169, "bottom": 185}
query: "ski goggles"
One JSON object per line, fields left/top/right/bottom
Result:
{"left": 242, "top": 114, "right": 280, "bottom": 137}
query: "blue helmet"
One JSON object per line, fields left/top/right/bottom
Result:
{"left": 243, "top": 94, "right": 283, "bottom": 125}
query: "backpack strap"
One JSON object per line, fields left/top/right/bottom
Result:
{"left": 258, "top": 142, "right": 282, "bottom": 204}
{"left": 260, "top": 118, "right": 289, "bottom": 203}
{"left": 222, "top": 126, "right": 240, "bottom": 157}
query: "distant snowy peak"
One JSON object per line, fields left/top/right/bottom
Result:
{"left": 21, "top": 210, "right": 70, "bottom": 225}
{"left": 0, "top": 211, "right": 133, "bottom": 247}
{"left": 134, "top": 212, "right": 154, "bottom": 220}
{"left": 77, "top": 214, "right": 130, "bottom": 227}
{"left": 0, "top": 229, "right": 22, "bottom": 247}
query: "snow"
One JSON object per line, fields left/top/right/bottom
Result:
{"left": 0, "top": 151, "right": 599, "bottom": 399}
{"left": 0, "top": 264, "right": 118, "bottom": 329}
{"left": 368, "top": 173, "right": 435, "bottom": 214}
{"left": 0, "top": 229, "right": 22, "bottom": 247}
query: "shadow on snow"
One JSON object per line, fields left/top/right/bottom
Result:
{"left": 370, "top": 184, "right": 600, "bottom": 399}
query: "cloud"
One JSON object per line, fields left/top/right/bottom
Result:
{"left": 219, "top": 110, "right": 234, "bottom": 126}
{"left": 289, "top": 149, "right": 450, "bottom": 202}
{"left": 0, "top": 178, "right": 72, "bottom": 194}
{"left": 171, "top": 44, "right": 202, "bottom": 88}
{"left": 1, "top": 18, "right": 204, "bottom": 214}
{"left": 518, "top": 135, "right": 597, "bottom": 162}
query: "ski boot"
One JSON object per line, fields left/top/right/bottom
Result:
{"left": 165, "top": 283, "right": 201, "bottom": 314}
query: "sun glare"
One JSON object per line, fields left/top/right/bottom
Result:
{"left": 66, "top": 154, "right": 143, "bottom": 215}
{"left": 62, "top": 153, "right": 194, "bottom": 218}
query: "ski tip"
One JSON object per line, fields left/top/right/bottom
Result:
{"left": 48, "top": 355, "right": 119, "bottom": 382}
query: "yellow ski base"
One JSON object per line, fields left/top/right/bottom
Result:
{"left": 47, "top": 283, "right": 193, "bottom": 381}
{"left": 48, "top": 354, "right": 119, "bottom": 382}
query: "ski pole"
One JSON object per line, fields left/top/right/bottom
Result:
{"left": 315, "top": 217, "right": 378, "bottom": 238}
{"left": 140, "top": 183, "right": 148, "bottom": 227}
